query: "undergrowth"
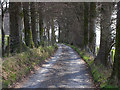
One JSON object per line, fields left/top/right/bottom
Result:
{"left": 2, "top": 45, "right": 57, "bottom": 88}
{"left": 67, "top": 44, "right": 113, "bottom": 89}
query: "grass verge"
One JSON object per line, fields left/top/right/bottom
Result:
{"left": 2, "top": 45, "right": 58, "bottom": 88}
{"left": 67, "top": 44, "right": 112, "bottom": 89}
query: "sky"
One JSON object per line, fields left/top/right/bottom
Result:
{"left": 96, "top": 28, "right": 100, "bottom": 46}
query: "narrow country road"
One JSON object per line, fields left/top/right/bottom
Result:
{"left": 21, "top": 44, "right": 94, "bottom": 88}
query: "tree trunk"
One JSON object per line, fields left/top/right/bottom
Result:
{"left": 51, "top": 18, "right": 56, "bottom": 46}
{"left": 0, "top": 11, "right": 2, "bottom": 58}
{"left": 47, "top": 27, "right": 50, "bottom": 46}
{"left": 58, "top": 25, "right": 61, "bottom": 43}
{"left": 39, "top": 17, "right": 43, "bottom": 46}
{"left": 38, "top": 6, "right": 43, "bottom": 46}
{"left": 95, "top": 3, "right": 114, "bottom": 66}
{"left": 88, "top": 2, "right": 96, "bottom": 55}
{"left": 1, "top": 4, "right": 5, "bottom": 57}
{"left": 73, "top": 3, "right": 84, "bottom": 48}
{"left": 110, "top": 2, "right": 120, "bottom": 86}
{"left": 9, "top": 2, "right": 21, "bottom": 53}
{"left": 84, "top": 3, "right": 89, "bottom": 49}
{"left": 1, "top": 15, "right": 5, "bottom": 57}
{"left": 23, "top": 3, "right": 33, "bottom": 48}
{"left": 30, "top": 2, "right": 38, "bottom": 47}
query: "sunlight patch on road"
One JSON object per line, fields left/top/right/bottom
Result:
{"left": 21, "top": 44, "right": 94, "bottom": 88}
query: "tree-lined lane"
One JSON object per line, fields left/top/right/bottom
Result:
{"left": 21, "top": 44, "right": 94, "bottom": 88}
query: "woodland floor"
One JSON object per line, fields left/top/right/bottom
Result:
{"left": 16, "top": 44, "right": 95, "bottom": 88}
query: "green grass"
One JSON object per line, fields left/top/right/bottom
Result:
{"left": 67, "top": 44, "right": 94, "bottom": 66}
{"left": 2, "top": 45, "right": 58, "bottom": 88}
{"left": 67, "top": 44, "right": 113, "bottom": 88}
{"left": 0, "top": 35, "right": 9, "bottom": 46}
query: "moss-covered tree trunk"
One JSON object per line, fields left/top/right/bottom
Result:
{"left": 95, "top": 3, "right": 114, "bottom": 66}
{"left": 110, "top": 2, "right": 120, "bottom": 86}
{"left": 84, "top": 3, "right": 89, "bottom": 49}
{"left": 30, "top": 2, "right": 38, "bottom": 47}
{"left": 9, "top": 2, "right": 21, "bottom": 53}
{"left": 23, "top": 3, "right": 33, "bottom": 48}
{"left": 88, "top": 2, "right": 96, "bottom": 55}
